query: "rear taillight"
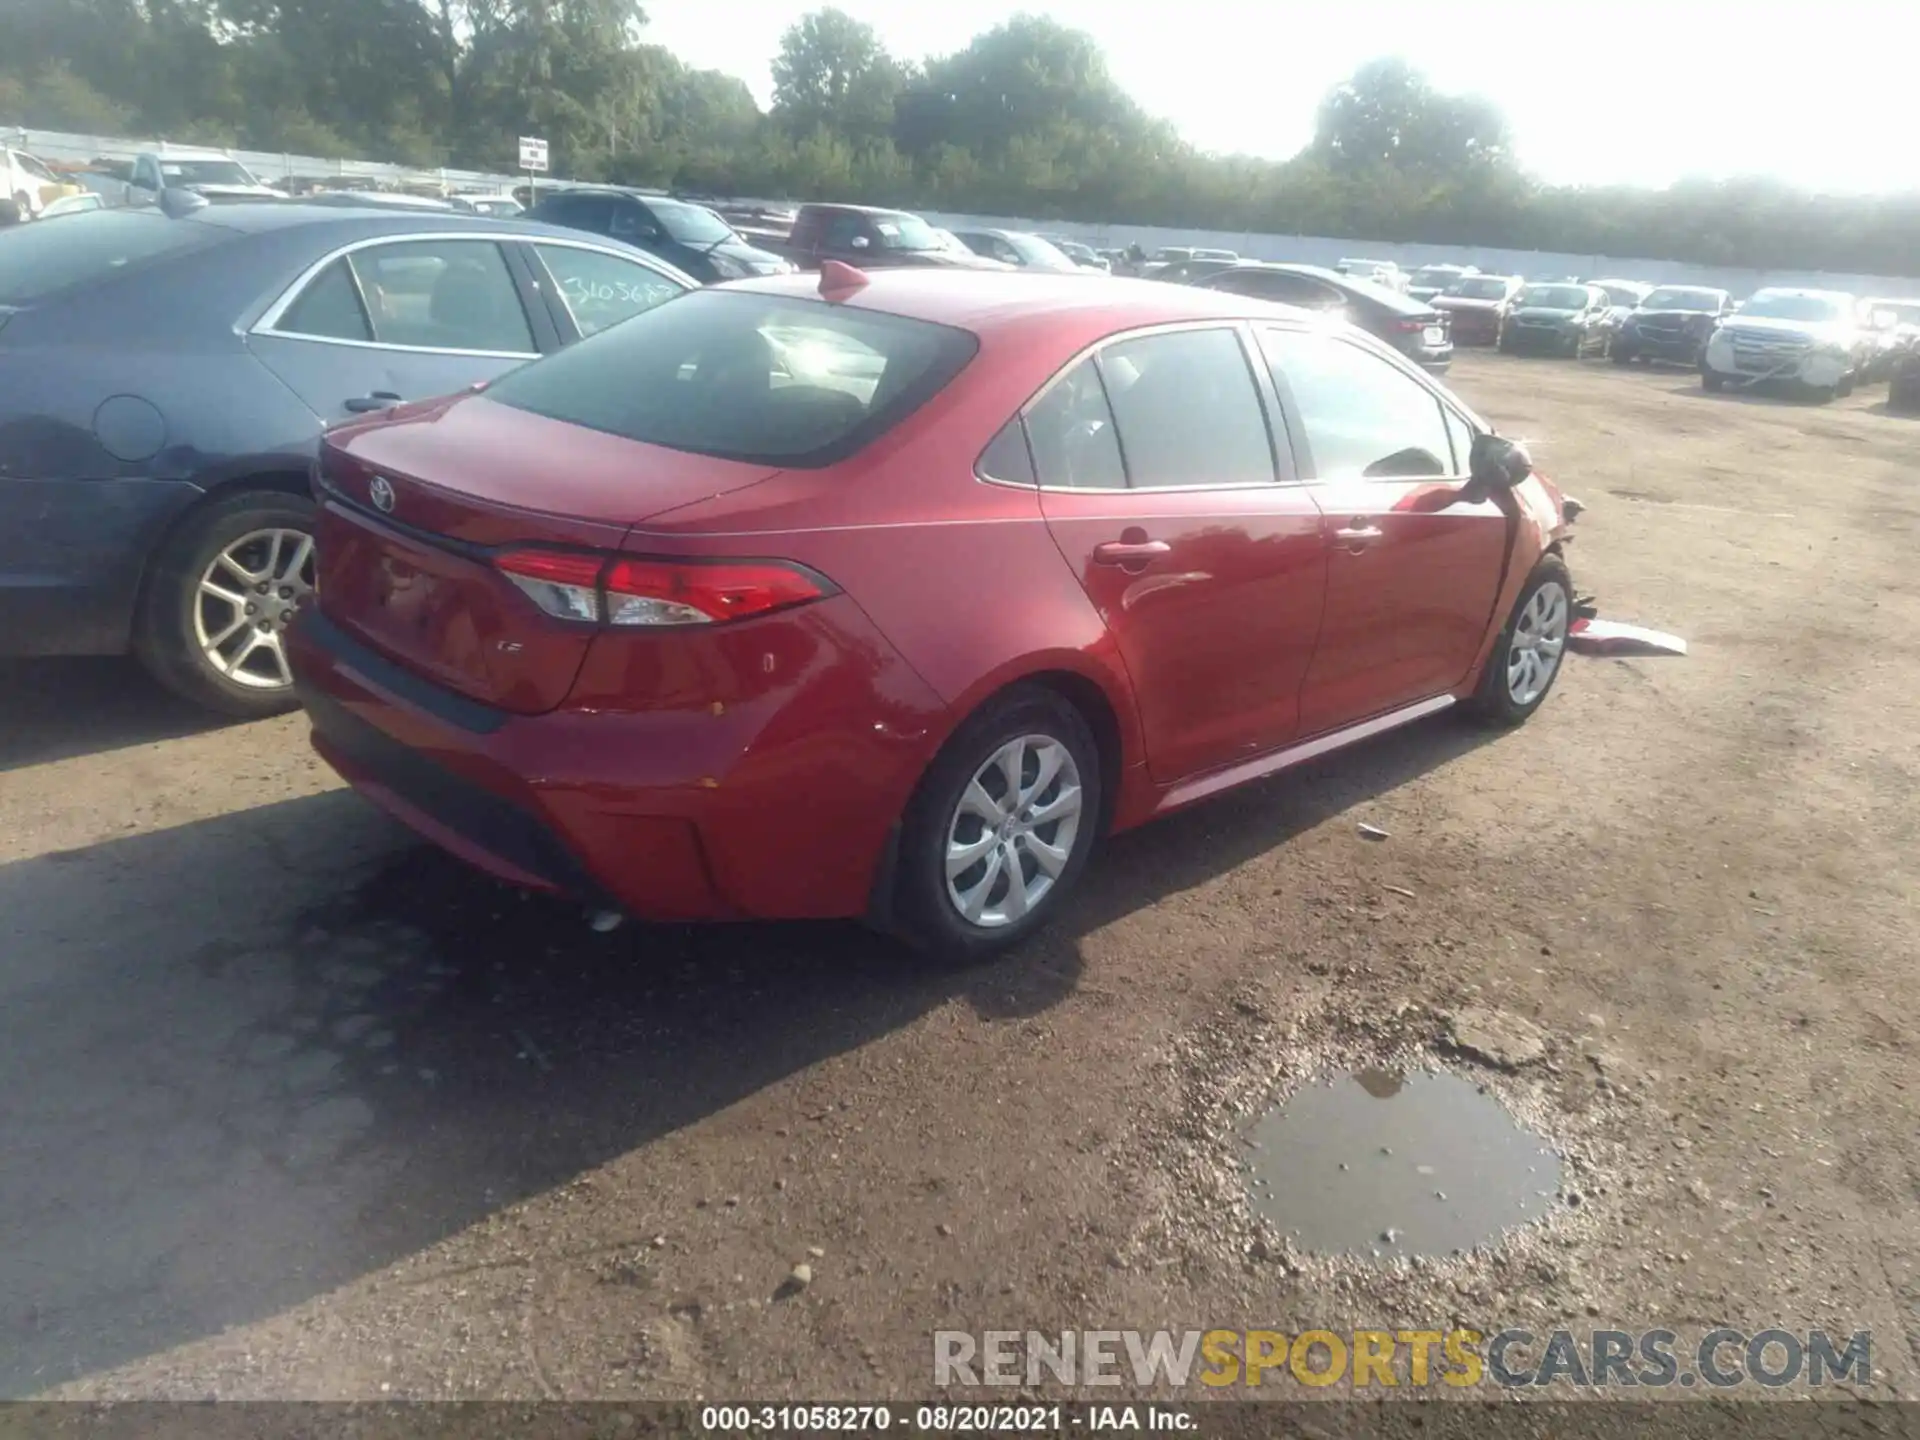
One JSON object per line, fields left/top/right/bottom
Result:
{"left": 494, "top": 549, "right": 835, "bottom": 627}
{"left": 1395, "top": 317, "right": 1430, "bottom": 332}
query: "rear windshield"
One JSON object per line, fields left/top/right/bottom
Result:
{"left": 0, "top": 209, "right": 220, "bottom": 304}
{"left": 486, "top": 289, "right": 979, "bottom": 467}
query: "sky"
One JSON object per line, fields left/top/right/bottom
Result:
{"left": 641, "top": 0, "right": 1910, "bottom": 194}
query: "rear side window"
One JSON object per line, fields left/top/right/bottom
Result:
{"left": 278, "top": 258, "right": 372, "bottom": 342}
{"left": 0, "top": 210, "right": 218, "bottom": 304}
{"left": 486, "top": 289, "right": 978, "bottom": 467}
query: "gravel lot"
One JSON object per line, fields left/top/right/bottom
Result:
{"left": 4, "top": 352, "right": 1917, "bottom": 1406}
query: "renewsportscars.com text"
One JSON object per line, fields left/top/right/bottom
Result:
{"left": 933, "top": 1327, "right": 1871, "bottom": 1390}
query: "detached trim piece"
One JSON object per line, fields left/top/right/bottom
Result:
{"left": 1155, "top": 694, "right": 1456, "bottom": 814}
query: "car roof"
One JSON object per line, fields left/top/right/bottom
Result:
{"left": 166, "top": 201, "right": 654, "bottom": 248}
{"left": 727, "top": 268, "right": 1300, "bottom": 336}
{"left": 140, "top": 145, "right": 238, "bottom": 159}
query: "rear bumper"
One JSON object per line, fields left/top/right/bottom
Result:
{"left": 1502, "top": 325, "right": 1578, "bottom": 351}
{"left": 0, "top": 477, "right": 200, "bottom": 657}
{"left": 288, "top": 599, "right": 945, "bottom": 923}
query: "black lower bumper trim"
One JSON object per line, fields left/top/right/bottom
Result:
{"left": 300, "top": 683, "right": 602, "bottom": 900}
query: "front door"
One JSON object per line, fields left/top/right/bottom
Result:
{"left": 248, "top": 236, "right": 551, "bottom": 423}
{"left": 1257, "top": 326, "right": 1508, "bottom": 736}
{"left": 1025, "top": 326, "right": 1329, "bottom": 783}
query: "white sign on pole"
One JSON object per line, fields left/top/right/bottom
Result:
{"left": 518, "top": 136, "right": 549, "bottom": 173}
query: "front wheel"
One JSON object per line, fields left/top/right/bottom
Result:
{"left": 895, "top": 686, "right": 1103, "bottom": 961}
{"left": 1465, "top": 556, "right": 1572, "bottom": 728}
{"left": 12, "top": 190, "right": 33, "bottom": 220}
{"left": 1703, "top": 372, "right": 1726, "bottom": 392}
{"left": 134, "top": 489, "right": 318, "bottom": 718}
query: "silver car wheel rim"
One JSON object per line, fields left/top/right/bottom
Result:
{"left": 194, "top": 527, "right": 315, "bottom": 690}
{"left": 1507, "top": 580, "right": 1569, "bottom": 707}
{"left": 945, "top": 734, "right": 1083, "bottom": 929}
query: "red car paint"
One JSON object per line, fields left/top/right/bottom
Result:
{"left": 290, "top": 269, "right": 1571, "bottom": 927}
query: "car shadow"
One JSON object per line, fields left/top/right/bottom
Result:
{"left": 0, "top": 709, "right": 1493, "bottom": 1395}
{"left": 0, "top": 658, "right": 240, "bottom": 774}
{"left": 1864, "top": 400, "right": 1918, "bottom": 420}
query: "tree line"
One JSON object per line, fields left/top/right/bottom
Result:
{"left": 4, "top": 0, "right": 1915, "bottom": 276}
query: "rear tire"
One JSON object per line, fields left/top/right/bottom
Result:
{"left": 894, "top": 685, "right": 1103, "bottom": 962}
{"left": 1464, "top": 556, "right": 1572, "bottom": 729}
{"left": 1612, "top": 347, "right": 1634, "bottom": 365}
{"left": 1703, "top": 372, "right": 1725, "bottom": 392}
{"left": 133, "top": 489, "right": 318, "bottom": 718}
{"left": 12, "top": 190, "right": 32, "bottom": 221}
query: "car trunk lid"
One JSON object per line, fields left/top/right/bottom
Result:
{"left": 312, "top": 394, "right": 780, "bottom": 714}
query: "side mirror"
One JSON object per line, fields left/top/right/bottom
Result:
{"left": 1468, "top": 432, "right": 1532, "bottom": 493}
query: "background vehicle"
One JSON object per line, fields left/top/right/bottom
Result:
{"left": 3, "top": 147, "right": 82, "bottom": 218}
{"left": 1890, "top": 339, "right": 1920, "bottom": 412}
{"left": 767, "top": 203, "right": 1000, "bottom": 272}
{"left": 0, "top": 203, "right": 694, "bottom": 716}
{"left": 125, "top": 147, "right": 285, "bottom": 204}
{"left": 1584, "top": 277, "right": 1652, "bottom": 350}
{"left": 1860, "top": 298, "right": 1920, "bottom": 381}
{"left": 1039, "top": 235, "right": 1111, "bottom": 272}
{"left": 451, "top": 192, "right": 524, "bottom": 218}
{"left": 1433, "top": 273, "right": 1523, "bottom": 345}
{"left": 526, "top": 186, "right": 791, "bottom": 282}
{"left": 951, "top": 229, "right": 1082, "bottom": 272}
{"left": 1498, "top": 283, "right": 1612, "bottom": 357}
{"left": 1145, "top": 256, "right": 1246, "bottom": 286}
{"left": 1199, "top": 262, "right": 1453, "bottom": 369}
{"left": 1337, "top": 258, "right": 1406, "bottom": 290}
{"left": 291, "top": 267, "right": 1570, "bottom": 961}
{"left": 1700, "top": 287, "right": 1866, "bottom": 399}
{"left": 1407, "top": 263, "right": 1478, "bottom": 301}
{"left": 1610, "top": 285, "right": 1734, "bottom": 366}
{"left": 1139, "top": 246, "right": 1237, "bottom": 279}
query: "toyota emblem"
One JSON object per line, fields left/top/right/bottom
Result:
{"left": 369, "top": 476, "right": 396, "bottom": 513}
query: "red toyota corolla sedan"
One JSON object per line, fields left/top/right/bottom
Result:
{"left": 290, "top": 264, "right": 1575, "bottom": 958}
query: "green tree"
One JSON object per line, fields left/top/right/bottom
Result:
{"left": 769, "top": 9, "right": 903, "bottom": 144}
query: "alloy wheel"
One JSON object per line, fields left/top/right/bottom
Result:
{"left": 944, "top": 734, "right": 1084, "bottom": 929}
{"left": 193, "top": 527, "right": 315, "bottom": 690}
{"left": 1507, "top": 580, "right": 1569, "bottom": 707}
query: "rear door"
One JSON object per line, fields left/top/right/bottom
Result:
{"left": 1026, "top": 324, "right": 1329, "bottom": 783}
{"left": 1258, "top": 326, "right": 1508, "bottom": 735}
{"left": 249, "top": 234, "right": 553, "bottom": 422}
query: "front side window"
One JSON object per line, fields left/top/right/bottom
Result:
{"left": 486, "top": 289, "right": 977, "bottom": 467}
{"left": 1095, "top": 328, "right": 1275, "bottom": 489}
{"left": 533, "top": 244, "right": 685, "bottom": 337}
{"left": 1261, "top": 329, "right": 1453, "bottom": 481}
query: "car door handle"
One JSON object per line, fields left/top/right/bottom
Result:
{"left": 1092, "top": 539, "right": 1171, "bottom": 565}
{"left": 344, "top": 391, "right": 403, "bottom": 413}
{"left": 1333, "top": 524, "right": 1383, "bottom": 547}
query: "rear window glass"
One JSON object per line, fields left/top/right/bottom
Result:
{"left": 486, "top": 289, "right": 978, "bottom": 467}
{"left": 0, "top": 209, "right": 218, "bottom": 304}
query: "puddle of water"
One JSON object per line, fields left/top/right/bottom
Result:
{"left": 1242, "top": 1068, "right": 1562, "bottom": 1259}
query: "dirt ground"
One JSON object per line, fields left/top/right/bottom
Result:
{"left": 3, "top": 351, "right": 1918, "bottom": 1412}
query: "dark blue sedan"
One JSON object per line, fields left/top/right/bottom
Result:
{"left": 0, "top": 202, "right": 694, "bottom": 716}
